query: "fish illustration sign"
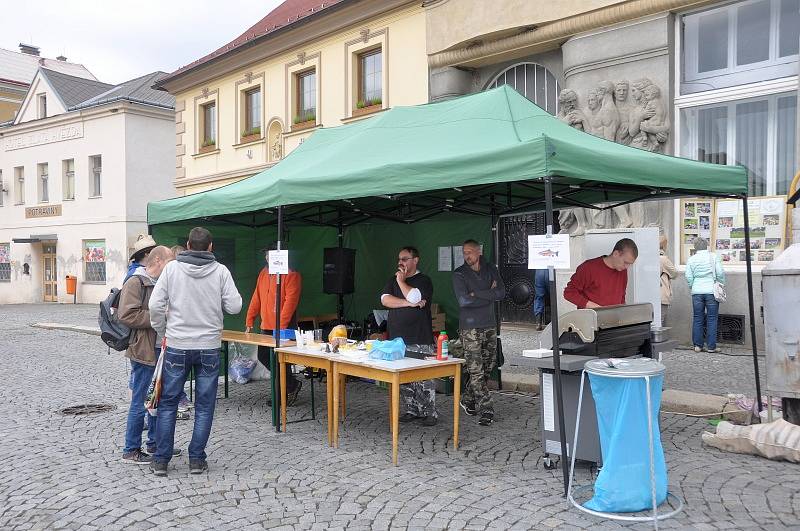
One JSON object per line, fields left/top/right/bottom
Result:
{"left": 528, "top": 234, "right": 570, "bottom": 270}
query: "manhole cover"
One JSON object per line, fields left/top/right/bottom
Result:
{"left": 59, "top": 403, "right": 117, "bottom": 416}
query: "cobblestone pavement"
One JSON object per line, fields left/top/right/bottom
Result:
{"left": 2, "top": 305, "right": 798, "bottom": 530}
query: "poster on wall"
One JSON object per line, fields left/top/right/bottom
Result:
{"left": 679, "top": 198, "right": 714, "bottom": 263}
{"left": 84, "top": 240, "right": 106, "bottom": 263}
{"left": 712, "top": 196, "right": 786, "bottom": 264}
{"left": 0, "top": 243, "right": 9, "bottom": 263}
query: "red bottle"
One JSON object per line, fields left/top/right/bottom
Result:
{"left": 436, "top": 330, "right": 448, "bottom": 360}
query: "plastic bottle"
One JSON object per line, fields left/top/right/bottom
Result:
{"left": 437, "top": 330, "right": 448, "bottom": 360}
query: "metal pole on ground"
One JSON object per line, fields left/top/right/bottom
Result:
{"left": 491, "top": 195, "right": 503, "bottom": 389}
{"left": 742, "top": 197, "right": 763, "bottom": 412}
{"left": 273, "top": 205, "right": 284, "bottom": 431}
{"left": 544, "top": 176, "right": 570, "bottom": 497}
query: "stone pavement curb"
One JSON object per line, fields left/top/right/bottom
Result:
{"left": 35, "top": 321, "right": 749, "bottom": 419}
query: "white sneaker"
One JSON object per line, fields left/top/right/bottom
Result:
{"left": 694, "top": 346, "right": 702, "bottom": 353}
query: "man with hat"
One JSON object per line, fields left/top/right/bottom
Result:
{"left": 126, "top": 234, "right": 157, "bottom": 282}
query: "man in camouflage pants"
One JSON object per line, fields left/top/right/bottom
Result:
{"left": 381, "top": 246, "right": 438, "bottom": 426}
{"left": 452, "top": 240, "right": 505, "bottom": 426}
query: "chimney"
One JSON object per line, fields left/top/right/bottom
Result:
{"left": 56, "top": 55, "right": 67, "bottom": 62}
{"left": 19, "top": 43, "right": 40, "bottom": 56}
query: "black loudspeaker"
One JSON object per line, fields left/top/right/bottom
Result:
{"left": 323, "top": 247, "right": 355, "bottom": 294}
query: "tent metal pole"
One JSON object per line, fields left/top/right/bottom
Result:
{"left": 490, "top": 195, "right": 503, "bottom": 390}
{"left": 337, "top": 211, "right": 344, "bottom": 321}
{"left": 273, "top": 205, "right": 283, "bottom": 431}
{"left": 742, "top": 197, "right": 763, "bottom": 413}
{"left": 544, "top": 176, "right": 570, "bottom": 497}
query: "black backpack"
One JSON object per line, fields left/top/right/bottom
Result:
{"left": 98, "top": 277, "right": 145, "bottom": 351}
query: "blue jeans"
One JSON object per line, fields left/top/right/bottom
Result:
{"left": 154, "top": 347, "right": 220, "bottom": 464}
{"left": 533, "top": 269, "right": 549, "bottom": 317}
{"left": 692, "top": 294, "right": 719, "bottom": 350}
{"left": 124, "top": 356, "right": 158, "bottom": 453}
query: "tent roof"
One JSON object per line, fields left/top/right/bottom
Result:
{"left": 148, "top": 85, "right": 747, "bottom": 227}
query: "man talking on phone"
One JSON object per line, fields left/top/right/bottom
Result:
{"left": 380, "top": 246, "right": 438, "bottom": 426}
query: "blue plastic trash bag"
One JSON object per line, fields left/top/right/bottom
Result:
{"left": 368, "top": 338, "right": 406, "bottom": 361}
{"left": 584, "top": 373, "right": 667, "bottom": 513}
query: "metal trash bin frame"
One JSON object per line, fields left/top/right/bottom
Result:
{"left": 566, "top": 359, "right": 683, "bottom": 529}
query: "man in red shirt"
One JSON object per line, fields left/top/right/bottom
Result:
{"left": 564, "top": 238, "right": 638, "bottom": 309}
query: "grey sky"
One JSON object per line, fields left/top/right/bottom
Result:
{"left": 1, "top": 1, "right": 283, "bottom": 84}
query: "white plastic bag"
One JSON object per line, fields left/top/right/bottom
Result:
{"left": 229, "top": 343, "right": 257, "bottom": 384}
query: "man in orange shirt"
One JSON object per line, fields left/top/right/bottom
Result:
{"left": 245, "top": 245, "right": 303, "bottom": 404}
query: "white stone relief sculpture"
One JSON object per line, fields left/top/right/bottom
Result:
{"left": 556, "top": 78, "right": 670, "bottom": 234}
{"left": 268, "top": 119, "right": 284, "bottom": 162}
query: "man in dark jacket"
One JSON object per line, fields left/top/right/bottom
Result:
{"left": 118, "top": 245, "right": 174, "bottom": 464}
{"left": 452, "top": 239, "right": 505, "bottom": 426}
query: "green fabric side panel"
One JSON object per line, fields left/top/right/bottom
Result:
{"left": 151, "top": 222, "right": 339, "bottom": 331}
{"left": 343, "top": 216, "right": 492, "bottom": 337}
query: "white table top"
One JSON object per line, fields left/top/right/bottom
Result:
{"left": 275, "top": 345, "right": 464, "bottom": 372}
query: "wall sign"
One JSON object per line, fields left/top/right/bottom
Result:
{"left": 5, "top": 123, "right": 84, "bottom": 151}
{"left": 25, "top": 204, "right": 62, "bottom": 218}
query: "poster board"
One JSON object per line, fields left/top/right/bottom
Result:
{"left": 712, "top": 196, "right": 786, "bottom": 264}
{"left": 679, "top": 196, "right": 788, "bottom": 264}
{"left": 679, "top": 198, "right": 714, "bottom": 264}
{"left": 83, "top": 240, "right": 106, "bottom": 263}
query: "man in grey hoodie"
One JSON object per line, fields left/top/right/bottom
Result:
{"left": 452, "top": 239, "right": 505, "bottom": 426}
{"left": 148, "top": 227, "right": 242, "bottom": 476}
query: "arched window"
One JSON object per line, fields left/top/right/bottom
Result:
{"left": 488, "top": 63, "right": 560, "bottom": 115}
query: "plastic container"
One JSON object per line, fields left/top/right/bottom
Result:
{"left": 436, "top": 330, "right": 449, "bottom": 360}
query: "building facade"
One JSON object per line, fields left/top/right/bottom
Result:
{"left": 0, "top": 69, "right": 175, "bottom": 304}
{"left": 155, "top": 0, "right": 428, "bottom": 196}
{"left": 425, "top": 0, "right": 800, "bottom": 347}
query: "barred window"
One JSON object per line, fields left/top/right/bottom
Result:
{"left": 0, "top": 243, "right": 10, "bottom": 282}
{"left": 83, "top": 239, "right": 106, "bottom": 283}
{"left": 488, "top": 62, "right": 561, "bottom": 115}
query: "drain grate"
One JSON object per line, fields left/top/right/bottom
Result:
{"left": 59, "top": 403, "right": 117, "bottom": 416}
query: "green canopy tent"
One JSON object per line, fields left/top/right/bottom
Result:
{"left": 149, "top": 85, "right": 757, "bottom": 495}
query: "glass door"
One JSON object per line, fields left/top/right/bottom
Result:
{"left": 42, "top": 243, "right": 57, "bottom": 302}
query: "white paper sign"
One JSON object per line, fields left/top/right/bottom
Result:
{"left": 528, "top": 234, "right": 570, "bottom": 269}
{"left": 452, "top": 245, "right": 464, "bottom": 268}
{"left": 542, "top": 372, "right": 554, "bottom": 432}
{"left": 268, "top": 250, "right": 289, "bottom": 274}
{"left": 437, "top": 246, "right": 452, "bottom": 271}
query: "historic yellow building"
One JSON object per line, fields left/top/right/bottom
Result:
{"left": 156, "top": 0, "right": 428, "bottom": 196}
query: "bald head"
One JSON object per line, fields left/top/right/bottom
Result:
{"left": 145, "top": 245, "right": 174, "bottom": 279}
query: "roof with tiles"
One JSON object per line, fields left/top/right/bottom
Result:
{"left": 72, "top": 71, "right": 174, "bottom": 110}
{"left": 40, "top": 68, "right": 114, "bottom": 109}
{"left": 0, "top": 47, "right": 96, "bottom": 85}
{"left": 158, "top": 0, "right": 346, "bottom": 85}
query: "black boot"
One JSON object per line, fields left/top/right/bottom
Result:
{"left": 536, "top": 313, "right": 544, "bottom": 331}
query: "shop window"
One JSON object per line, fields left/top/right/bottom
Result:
{"left": 358, "top": 48, "right": 382, "bottom": 107}
{"left": 679, "top": 92, "right": 797, "bottom": 196}
{"left": 89, "top": 155, "right": 102, "bottom": 197}
{"left": 38, "top": 163, "right": 49, "bottom": 203}
{"left": 681, "top": 0, "right": 800, "bottom": 94}
{"left": 14, "top": 166, "right": 24, "bottom": 205}
{"left": 62, "top": 159, "right": 75, "bottom": 200}
{"left": 295, "top": 69, "right": 316, "bottom": 124}
{"left": 0, "top": 243, "right": 9, "bottom": 282}
{"left": 83, "top": 239, "right": 106, "bottom": 282}
{"left": 488, "top": 62, "right": 560, "bottom": 115}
